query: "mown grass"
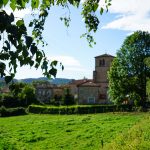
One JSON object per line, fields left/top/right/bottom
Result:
{"left": 103, "top": 114, "right": 150, "bottom": 150}
{"left": 0, "top": 113, "right": 148, "bottom": 150}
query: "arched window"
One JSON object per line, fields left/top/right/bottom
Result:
{"left": 99, "top": 59, "right": 105, "bottom": 66}
{"left": 102, "top": 59, "right": 105, "bottom": 66}
{"left": 99, "top": 60, "right": 102, "bottom": 66}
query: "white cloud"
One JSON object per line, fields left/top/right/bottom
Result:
{"left": 50, "top": 55, "right": 81, "bottom": 68}
{"left": 49, "top": 56, "right": 90, "bottom": 78}
{"left": 102, "top": 0, "right": 150, "bottom": 32}
{"left": 13, "top": 8, "right": 31, "bottom": 18}
{"left": 5, "top": 8, "right": 31, "bottom": 19}
{"left": 15, "top": 55, "right": 90, "bottom": 79}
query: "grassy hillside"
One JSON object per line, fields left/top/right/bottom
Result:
{"left": 0, "top": 113, "right": 149, "bottom": 150}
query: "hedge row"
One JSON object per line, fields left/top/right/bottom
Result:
{"left": 0, "top": 106, "right": 27, "bottom": 117}
{"left": 28, "top": 104, "right": 133, "bottom": 114}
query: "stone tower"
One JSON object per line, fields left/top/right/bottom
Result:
{"left": 93, "top": 54, "right": 114, "bottom": 102}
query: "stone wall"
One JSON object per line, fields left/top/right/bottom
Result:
{"left": 94, "top": 56, "right": 114, "bottom": 83}
{"left": 78, "top": 86, "right": 99, "bottom": 104}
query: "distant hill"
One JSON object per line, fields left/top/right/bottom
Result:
{"left": 0, "top": 77, "right": 74, "bottom": 87}
{"left": 18, "top": 77, "right": 73, "bottom": 85}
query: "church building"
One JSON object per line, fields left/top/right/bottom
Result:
{"left": 78, "top": 54, "right": 114, "bottom": 104}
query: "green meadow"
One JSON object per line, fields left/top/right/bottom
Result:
{"left": 0, "top": 113, "right": 149, "bottom": 150}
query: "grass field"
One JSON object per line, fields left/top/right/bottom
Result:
{"left": 0, "top": 113, "right": 149, "bottom": 150}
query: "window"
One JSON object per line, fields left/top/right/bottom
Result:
{"left": 102, "top": 59, "right": 105, "bottom": 66}
{"left": 99, "top": 59, "right": 105, "bottom": 66}
{"left": 88, "top": 97, "right": 95, "bottom": 104}
{"left": 38, "top": 90, "right": 41, "bottom": 95}
{"left": 47, "top": 90, "right": 52, "bottom": 96}
{"left": 99, "top": 60, "right": 102, "bottom": 66}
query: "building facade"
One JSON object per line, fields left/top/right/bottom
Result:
{"left": 35, "top": 83, "right": 63, "bottom": 104}
{"left": 78, "top": 54, "right": 114, "bottom": 104}
{"left": 78, "top": 81, "right": 100, "bottom": 104}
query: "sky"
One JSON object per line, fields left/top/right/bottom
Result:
{"left": 4, "top": 0, "right": 150, "bottom": 80}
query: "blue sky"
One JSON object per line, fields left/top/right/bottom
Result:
{"left": 4, "top": 0, "right": 150, "bottom": 79}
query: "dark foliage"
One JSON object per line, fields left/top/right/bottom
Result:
{"left": 63, "top": 89, "right": 75, "bottom": 105}
{"left": 0, "top": 83, "right": 38, "bottom": 108}
{"left": 0, "top": 106, "right": 26, "bottom": 117}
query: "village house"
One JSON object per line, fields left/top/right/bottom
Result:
{"left": 68, "top": 79, "right": 92, "bottom": 98}
{"left": 35, "top": 82, "right": 63, "bottom": 103}
{"left": 0, "top": 86, "right": 10, "bottom": 94}
{"left": 77, "top": 80, "right": 100, "bottom": 104}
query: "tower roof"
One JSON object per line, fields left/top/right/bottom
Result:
{"left": 95, "top": 53, "right": 115, "bottom": 58}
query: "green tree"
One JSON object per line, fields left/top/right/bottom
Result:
{"left": 63, "top": 88, "right": 74, "bottom": 105}
{"left": 0, "top": 0, "right": 111, "bottom": 83}
{"left": 108, "top": 31, "right": 150, "bottom": 107}
{"left": 145, "top": 57, "right": 150, "bottom": 101}
{"left": 18, "top": 84, "right": 36, "bottom": 105}
{"left": 9, "top": 82, "right": 26, "bottom": 97}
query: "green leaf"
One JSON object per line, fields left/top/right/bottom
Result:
{"left": 31, "top": 0, "right": 39, "bottom": 9}
{"left": 10, "top": 1, "right": 16, "bottom": 11}
{"left": 25, "top": 36, "right": 33, "bottom": 48}
{"left": 5, "top": 40, "right": 10, "bottom": 50}
{"left": 51, "top": 60, "right": 58, "bottom": 66}
{"left": 9, "top": 13, "right": 14, "bottom": 22}
{"left": 0, "top": 62, "right": 6, "bottom": 70}
{"left": 0, "top": 1, "right": 3, "bottom": 8}
{"left": 108, "top": 3, "right": 111, "bottom": 6}
{"left": 93, "top": 3, "right": 98, "bottom": 12}
{"left": 3, "top": 0, "right": 9, "bottom": 6}
{"left": 100, "top": 7, "right": 104, "bottom": 15}
{"left": 30, "top": 44, "right": 37, "bottom": 55}
{"left": 5, "top": 76, "right": 13, "bottom": 84}
{"left": 49, "top": 68, "right": 57, "bottom": 77}
{"left": 16, "top": 20, "right": 24, "bottom": 27}
{"left": 45, "top": 0, "right": 50, "bottom": 6}
{"left": 29, "top": 60, "right": 34, "bottom": 66}
{"left": 62, "top": 65, "right": 64, "bottom": 70}
{"left": 29, "top": 21, "right": 33, "bottom": 27}
{"left": 68, "top": 0, "right": 73, "bottom": 5}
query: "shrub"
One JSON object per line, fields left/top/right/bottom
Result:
{"left": 0, "top": 106, "right": 27, "bottom": 117}
{"left": 2, "top": 94, "right": 20, "bottom": 107}
{"left": 28, "top": 104, "right": 132, "bottom": 115}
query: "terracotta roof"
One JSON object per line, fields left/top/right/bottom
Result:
{"left": 95, "top": 53, "right": 115, "bottom": 58}
{"left": 69, "top": 79, "right": 93, "bottom": 86}
{"left": 77, "top": 81, "right": 100, "bottom": 87}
